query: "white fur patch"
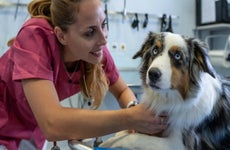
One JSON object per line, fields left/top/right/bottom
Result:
{"left": 143, "top": 72, "right": 222, "bottom": 130}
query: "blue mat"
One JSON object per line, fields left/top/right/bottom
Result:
{"left": 94, "top": 148, "right": 127, "bottom": 150}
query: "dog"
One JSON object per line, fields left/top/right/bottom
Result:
{"left": 100, "top": 32, "right": 230, "bottom": 150}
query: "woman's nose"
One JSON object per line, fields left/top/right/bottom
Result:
{"left": 97, "top": 29, "right": 107, "bottom": 45}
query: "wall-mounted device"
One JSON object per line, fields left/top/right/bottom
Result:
{"left": 196, "top": 0, "right": 230, "bottom": 25}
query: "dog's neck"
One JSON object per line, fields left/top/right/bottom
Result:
{"left": 142, "top": 72, "right": 222, "bottom": 131}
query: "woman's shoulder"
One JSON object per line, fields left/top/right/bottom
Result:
{"left": 22, "top": 18, "right": 53, "bottom": 30}
{"left": 18, "top": 18, "right": 54, "bottom": 38}
{"left": 13, "top": 17, "right": 59, "bottom": 57}
{"left": 16, "top": 18, "right": 56, "bottom": 44}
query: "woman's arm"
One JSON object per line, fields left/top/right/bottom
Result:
{"left": 109, "top": 76, "right": 137, "bottom": 108}
{"left": 22, "top": 78, "right": 167, "bottom": 141}
{"left": 22, "top": 79, "right": 128, "bottom": 140}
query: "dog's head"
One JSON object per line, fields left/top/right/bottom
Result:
{"left": 133, "top": 32, "right": 216, "bottom": 99}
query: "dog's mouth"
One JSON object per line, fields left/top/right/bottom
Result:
{"left": 148, "top": 82, "right": 174, "bottom": 91}
{"left": 149, "top": 83, "right": 161, "bottom": 89}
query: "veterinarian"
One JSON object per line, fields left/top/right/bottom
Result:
{"left": 0, "top": 0, "right": 168, "bottom": 149}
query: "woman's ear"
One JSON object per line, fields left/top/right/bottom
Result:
{"left": 54, "top": 26, "right": 67, "bottom": 45}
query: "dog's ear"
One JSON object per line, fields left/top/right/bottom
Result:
{"left": 189, "top": 38, "right": 216, "bottom": 80}
{"left": 133, "top": 32, "right": 156, "bottom": 59}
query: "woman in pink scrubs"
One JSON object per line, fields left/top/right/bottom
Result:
{"left": 0, "top": 0, "right": 167, "bottom": 149}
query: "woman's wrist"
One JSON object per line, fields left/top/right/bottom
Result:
{"left": 126, "top": 100, "right": 138, "bottom": 108}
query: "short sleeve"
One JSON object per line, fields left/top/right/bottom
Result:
{"left": 102, "top": 46, "right": 119, "bottom": 86}
{"left": 12, "top": 25, "right": 55, "bottom": 81}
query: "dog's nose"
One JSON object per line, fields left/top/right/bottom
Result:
{"left": 148, "top": 67, "right": 161, "bottom": 83}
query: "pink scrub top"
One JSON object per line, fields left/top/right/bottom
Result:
{"left": 0, "top": 18, "right": 119, "bottom": 149}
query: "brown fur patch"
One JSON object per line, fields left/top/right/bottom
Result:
{"left": 168, "top": 45, "right": 190, "bottom": 99}
{"left": 170, "top": 46, "right": 180, "bottom": 51}
{"left": 171, "top": 64, "right": 190, "bottom": 99}
{"left": 156, "top": 40, "right": 162, "bottom": 49}
{"left": 147, "top": 58, "right": 153, "bottom": 69}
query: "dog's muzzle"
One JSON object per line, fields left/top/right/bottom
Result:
{"left": 148, "top": 67, "right": 162, "bottom": 83}
{"left": 148, "top": 67, "right": 162, "bottom": 89}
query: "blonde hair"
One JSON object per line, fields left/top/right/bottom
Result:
{"left": 27, "top": 0, "right": 108, "bottom": 108}
{"left": 27, "top": 0, "right": 80, "bottom": 31}
{"left": 7, "top": 37, "right": 15, "bottom": 47}
{"left": 81, "top": 63, "right": 109, "bottom": 109}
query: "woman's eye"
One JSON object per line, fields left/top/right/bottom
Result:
{"left": 174, "top": 53, "right": 181, "bottom": 60}
{"left": 84, "top": 28, "right": 95, "bottom": 37}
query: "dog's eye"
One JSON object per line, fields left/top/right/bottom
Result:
{"left": 152, "top": 47, "right": 158, "bottom": 55}
{"left": 174, "top": 52, "right": 181, "bottom": 60}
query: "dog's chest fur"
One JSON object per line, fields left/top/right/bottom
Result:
{"left": 142, "top": 72, "right": 222, "bottom": 132}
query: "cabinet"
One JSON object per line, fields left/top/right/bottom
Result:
{"left": 194, "top": 23, "right": 230, "bottom": 40}
{"left": 194, "top": 23, "right": 230, "bottom": 77}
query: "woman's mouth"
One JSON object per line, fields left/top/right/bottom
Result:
{"left": 90, "top": 50, "right": 102, "bottom": 58}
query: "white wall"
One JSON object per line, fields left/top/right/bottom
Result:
{"left": 0, "top": 0, "right": 196, "bottom": 54}
{"left": 105, "top": 0, "right": 196, "bottom": 84}
{"left": 0, "top": 0, "right": 30, "bottom": 53}
{"left": 107, "top": 0, "right": 195, "bottom": 35}
{"left": 0, "top": 0, "right": 196, "bottom": 85}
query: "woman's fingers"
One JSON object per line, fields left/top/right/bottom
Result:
{"left": 157, "top": 116, "right": 168, "bottom": 125}
{"left": 127, "top": 104, "right": 169, "bottom": 135}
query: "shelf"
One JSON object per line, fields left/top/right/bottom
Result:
{"left": 195, "top": 23, "right": 230, "bottom": 31}
{"left": 194, "top": 23, "right": 230, "bottom": 41}
{"left": 108, "top": 10, "right": 179, "bottom": 20}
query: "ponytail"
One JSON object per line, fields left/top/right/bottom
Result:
{"left": 27, "top": 0, "right": 52, "bottom": 22}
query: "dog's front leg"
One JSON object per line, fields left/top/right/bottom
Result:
{"left": 100, "top": 131, "right": 178, "bottom": 150}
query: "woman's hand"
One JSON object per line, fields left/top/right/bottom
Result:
{"left": 126, "top": 104, "right": 168, "bottom": 136}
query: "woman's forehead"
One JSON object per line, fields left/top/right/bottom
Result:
{"left": 75, "top": 0, "right": 105, "bottom": 26}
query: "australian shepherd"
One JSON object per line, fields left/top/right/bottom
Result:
{"left": 100, "top": 32, "right": 230, "bottom": 150}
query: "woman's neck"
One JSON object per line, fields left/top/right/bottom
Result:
{"left": 64, "top": 61, "right": 81, "bottom": 73}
